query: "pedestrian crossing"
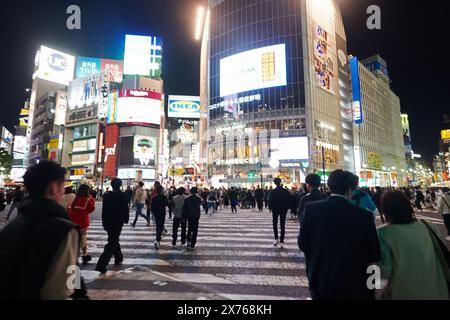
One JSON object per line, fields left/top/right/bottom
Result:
{"left": 81, "top": 209, "right": 311, "bottom": 300}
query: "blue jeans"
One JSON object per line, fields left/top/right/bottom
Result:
{"left": 133, "top": 203, "right": 149, "bottom": 226}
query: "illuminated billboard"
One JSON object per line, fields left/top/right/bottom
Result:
{"left": 168, "top": 95, "right": 201, "bottom": 119}
{"left": 313, "top": 22, "right": 336, "bottom": 95}
{"left": 76, "top": 57, "right": 124, "bottom": 83}
{"left": 108, "top": 90, "right": 161, "bottom": 126}
{"left": 13, "top": 136, "right": 27, "bottom": 154}
{"left": 123, "top": 35, "right": 162, "bottom": 77}
{"left": 133, "top": 136, "right": 157, "bottom": 166}
{"left": 176, "top": 119, "right": 198, "bottom": 144}
{"left": 220, "top": 44, "right": 287, "bottom": 97}
{"left": 35, "top": 46, "right": 75, "bottom": 85}
{"left": 441, "top": 130, "right": 450, "bottom": 141}
{"left": 270, "top": 137, "right": 309, "bottom": 161}
{"left": 350, "top": 57, "right": 364, "bottom": 125}
{"left": 68, "top": 72, "right": 105, "bottom": 110}
{"left": 54, "top": 91, "right": 68, "bottom": 126}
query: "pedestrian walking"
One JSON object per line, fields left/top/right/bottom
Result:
{"left": 438, "top": 188, "right": 450, "bottom": 241}
{"left": 69, "top": 184, "right": 96, "bottom": 265}
{"left": 132, "top": 182, "right": 149, "bottom": 227}
{"left": 0, "top": 189, "right": 5, "bottom": 213}
{"left": 172, "top": 187, "right": 187, "bottom": 246}
{"left": 5, "top": 186, "right": 24, "bottom": 221}
{"left": 299, "top": 170, "right": 381, "bottom": 300}
{"left": 207, "top": 190, "right": 217, "bottom": 215}
{"left": 151, "top": 185, "right": 169, "bottom": 250}
{"left": 377, "top": 191, "right": 449, "bottom": 300}
{"left": 125, "top": 186, "right": 133, "bottom": 207}
{"left": 0, "top": 161, "right": 82, "bottom": 299}
{"left": 351, "top": 175, "right": 378, "bottom": 218}
{"left": 95, "top": 178, "right": 129, "bottom": 274}
{"left": 268, "top": 178, "right": 291, "bottom": 248}
{"left": 264, "top": 187, "right": 270, "bottom": 209}
{"left": 229, "top": 187, "right": 239, "bottom": 213}
{"left": 182, "top": 187, "right": 202, "bottom": 250}
{"left": 415, "top": 187, "right": 425, "bottom": 212}
{"left": 298, "top": 174, "right": 326, "bottom": 225}
{"left": 255, "top": 185, "right": 264, "bottom": 212}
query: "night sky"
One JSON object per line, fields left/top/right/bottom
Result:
{"left": 0, "top": 0, "right": 448, "bottom": 164}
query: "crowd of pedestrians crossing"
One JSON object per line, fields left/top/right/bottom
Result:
{"left": 0, "top": 160, "right": 449, "bottom": 300}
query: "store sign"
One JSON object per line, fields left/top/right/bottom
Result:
{"left": 441, "top": 130, "right": 450, "bottom": 141}
{"left": 104, "top": 125, "right": 119, "bottom": 177}
{"left": 76, "top": 57, "right": 123, "bottom": 83}
{"left": 66, "top": 106, "right": 98, "bottom": 124}
{"left": 350, "top": 57, "right": 364, "bottom": 125}
{"left": 208, "top": 94, "right": 262, "bottom": 111}
{"left": 220, "top": 44, "right": 287, "bottom": 97}
{"left": 168, "top": 95, "right": 201, "bottom": 119}
{"left": 35, "top": 46, "right": 75, "bottom": 85}
{"left": 118, "top": 168, "right": 156, "bottom": 180}
{"left": 13, "top": 136, "right": 27, "bottom": 154}
{"left": 279, "top": 161, "right": 302, "bottom": 169}
{"left": 68, "top": 72, "right": 105, "bottom": 110}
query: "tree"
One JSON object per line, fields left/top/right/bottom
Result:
{"left": 0, "top": 147, "right": 13, "bottom": 177}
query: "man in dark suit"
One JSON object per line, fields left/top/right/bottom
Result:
{"left": 299, "top": 170, "right": 380, "bottom": 300}
{"left": 268, "top": 178, "right": 291, "bottom": 248}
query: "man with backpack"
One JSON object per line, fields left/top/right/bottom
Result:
{"left": 0, "top": 161, "right": 81, "bottom": 300}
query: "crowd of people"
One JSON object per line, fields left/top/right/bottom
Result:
{"left": 0, "top": 160, "right": 449, "bottom": 300}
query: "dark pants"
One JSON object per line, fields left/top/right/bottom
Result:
{"left": 133, "top": 203, "right": 149, "bottom": 226}
{"left": 154, "top": 212, "right": 166, "bottom": 242}
{"left": 96, "top": 226, "right": 123, "bottom": 270}
{"left": 415, "top": 200, "right": 423, "bottom": 211}
{"left": 168, "top": 203, "right": 173, "bottom": 219}
{"left": 272, "top": 211, "right": 287, "bottom": 242}
{"left": 443, "top": 214, "right": 450, "bottom": 236}
{"left": 264, "top": 198, "right": 269, "bottom": 208}
{"left": 257, "top": 199, "right": 264, "bottom": 211}
{"left": 172, "top": 217, "right": 187, "bottom": 244}
{"left": 231, "top": 201, "right": 238, "bottom": 213}
{"left": 187, "top": 217, "right": 200, "bottom": 248}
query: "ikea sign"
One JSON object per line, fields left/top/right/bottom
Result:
{"left": 168, "top": 95, "right": 201, "bottom": 119}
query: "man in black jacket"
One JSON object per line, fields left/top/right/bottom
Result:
{"left": 151, "top": 185, "right": 169, "bottom": 250}
{"left": 268, "top": 178, "right": 291, "bottom": 248}
{"left": 299, "top": 170, "right": 381, "bottom": 300}
{"left": 255, "top": 185, "right": 265, "bottom": 212}
{"left": 5, "top": 186, "right": 25, "bottom": 221}
{"left": 182, "top": 187, "right": 202, "bottom": 250}
{"left": 298, "top": 174, "right": 326, "bottom": 225}
{"left": 0, "top": 160, "right": 81, "bottom": 300}
{"left": 95, "top": 178, "right": 129, "bottom": 274}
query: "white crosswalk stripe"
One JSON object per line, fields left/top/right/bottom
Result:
{"left": 82, "top": 209, "right": 310, "bottom": 300}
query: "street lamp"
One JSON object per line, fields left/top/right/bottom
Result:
{"left": 194, "top": 6, "right": 206, "bottom": 40}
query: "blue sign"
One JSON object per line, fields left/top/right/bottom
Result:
{"left": 350, "top": 57, "right": 364, "bottom": 125}
{"left": 76, "top": 57, "right": 102, "bottom": 79}
{"left": 168, "top": 95, "right": 201, "bottom": 119}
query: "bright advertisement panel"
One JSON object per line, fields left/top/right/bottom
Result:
{"left": 111, "top": 90, "right": 161, "bottom": 125}
{"left": 133, "top": 136, "right": 157, "bottom": 166}
{"left": 101, "top": 59, "right": 124, "bottom": 83}
{"left": 35, "top": 46, "right": 75, "bottom": 85}
{"left": 1, "top": 127, "right": 13, "bottom": 143}
{"left": 350, "top": 57, "right": 364, "bottom": 125}
{"left": 10, "top": 167, "right": 27, "bottom": 182}
{"left": 270, "top": 137, "right": 309, "bottom": 161}
{"left": 76, "top": 57, "right": 101, "bottom": 79}
{"left": 118, "top": 168, "right": 156, "bottom": 180}
{"left": 177, "top": 120, "right": 198, "bottom": 144}
{"left": 124, "top": 35, "right": 162, "bottom": 77}
{"left": 13, "top": 136, "right": 27, "bottom": 154}
{"left": 68, "top": 72, "right": 105, "bottom": 110}
{"left": 220, "top": 44, "right": 287, "bottom": 97}
{"left": 313, "top": 22, "right": 336, "bottom": 95}
{"left": 441, "top": 130, "right": 450, "bottom": 141}
{"left": 168, "top": 95, "right": 201, "bottom": 119}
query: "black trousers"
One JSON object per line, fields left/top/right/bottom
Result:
{"left": 272, "top": 211, "right": 287, "bottom": 242}
{"left": 187, "top": 217, "right": 200, "bottom": 247}
{"left": 264, "top": 198, "right": 269, "bottom": 208}
{"left": 154, "top": 212, "right": 166, "bottom": 242}
{"left": 257, "top": 199, "right": 264, "bottom": 211}
{"left": 172, "top": 217, "right": 187, "bottom": 244}
{"left": 443, "top": 214, "right": 450, "bottom": 236}
{"left": 96, "top": 226, "right": 123, "bottom": 270}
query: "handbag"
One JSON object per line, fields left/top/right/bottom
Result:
{"left": 420, "top": 219, "right": 450, "bottom": 295}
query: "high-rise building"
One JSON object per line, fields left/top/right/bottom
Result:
{"left": 200, "top": 0, "right": 354, "bottom": 186}
{"left": 351, "top": 55, "right": 406, "bottom": 187}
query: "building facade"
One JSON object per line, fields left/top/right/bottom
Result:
{"left": 201, "top": 0, "right": 354, "bottom": 186}
{"left": 352, "top": 55, "right": 406, "bottom": 187}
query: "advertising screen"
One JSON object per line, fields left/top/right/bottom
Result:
{"left": 1, "top": 127, "right": 13, "bottom": 143}
{"left": 350, "top": 57, "right": 364, "bottom": 125}
{"left": 10, "top": 167, "right": 27, "bottom": 182}
{"left": 101, "top": 59, "right": 124, "bottom": 83}
{"left": 270, "top": 137, "right": 309, "bottom": 161}
{"left": 176, "top": 120, "right": 198, "bottom": 144}
{"left": 313, "top": 22, "right": 336, "bottom": 95}
{"left": 68, "top": 72, "right": 105, "bottom": 110}
{"left": 54, "top": 91, "right": 68, "bottom": 126}
{"left": 168, "top": 95, "right": 201, "bottom": 119}
{"left": 441, "top": 130, "right": 450, "bottom": 141}
{"left": 35, "top": 46, "right": 75, "bottom": 85}
{"left": 133, "top": 136, "right": 157, "bottom": 167}
{"left": 124, "top": 35, "right": 162, "bottom": 77}
{"left": 110, "top": 90, "right": 161, "bottom": 126}
{"left": 13, "top": 136, "right": 27, "bottom": 154}
{"left": 220, "top": 44, "right": 287, "bottom": 97}
{"left": 76, "top": 57, "right": 123, "bottom": 83}
{"left": 118, "top": 168, "right": 156, "bottom": 180}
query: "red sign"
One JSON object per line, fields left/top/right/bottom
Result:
{"left": 120, "top": 89, "right": 161, "bottom": 100}
{"left": 104, "top": 124, "right": 119, "bottom": 177}
{"left": 101, "top": 59, "right": 124, "bottom": 83}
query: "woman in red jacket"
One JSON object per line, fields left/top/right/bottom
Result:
{"left": 69, "top": 184, "right": 96, "bottom": 264}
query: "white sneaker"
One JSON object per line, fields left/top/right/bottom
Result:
{"left": 154, "top": 240, "right": 160, "bottom": 250}
{"left": 280, "top": 242, "right": 285, "bottom": 249}
{"left": 273, "top": 240, "right": 279, "bottom": 246}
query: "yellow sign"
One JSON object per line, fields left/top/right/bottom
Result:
{"left": 441, "top": 130, "right": 450, "bottom": 141}
{"left": 48, "top": 139, "right": 59, "bottom": 150}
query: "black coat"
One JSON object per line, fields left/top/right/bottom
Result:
{"left": 102, "top": 191, "right": 129, "bottom": 229}
{"left": 298, "top": 188, "right": 327, "bottom": 224}
{"left": 182, "top": 194, "right": 203, "bottom": 220}
{"left": 151, "top": 194, "right": 168, "bottom": 216}
{"left": 299, "top": 196, "right": 381, "bottom": 300}
{"left": 0, "top": 197, "right": 79, "bottom": 299}
{"left": 268, "top": 186, "right": 291, "bottom": 213}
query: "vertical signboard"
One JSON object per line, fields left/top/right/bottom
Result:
{"left": 350, "top": 57, "right": 364, "bottom": 125}
{"left": 104, "top": 124, "right": 119, "bottom": 177}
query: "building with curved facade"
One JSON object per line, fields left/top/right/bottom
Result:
{"left": 200, "top": 0, "right": 355, "bottom": 186}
